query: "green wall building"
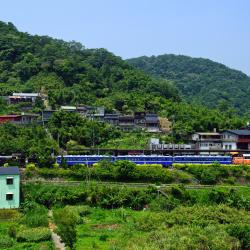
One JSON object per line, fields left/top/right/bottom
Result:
{"left": 0, "top": 167, "right": 20, "bottom": 209}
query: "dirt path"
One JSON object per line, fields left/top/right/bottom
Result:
{"left": 48, "top": 210, "right": 66, "bottom": 250}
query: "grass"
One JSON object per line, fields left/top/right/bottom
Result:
{"left": 189, "top": 186, "right": 250, "bottom": 202}
{"left": 74, "top": 205, "right": 250, "bottom": 250}
{"left": 0, "top": 209, "right": 53, "bottom": 250}
{"left": 75, "top": 207, "right": 148, "bottom": 250}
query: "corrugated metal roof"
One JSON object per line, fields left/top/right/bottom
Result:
{"left": 12, "top": 93, "right": 39, "bottom": 97}
{"left": 225, "top": 130, "right": 250, "bottom": 136}
{"left": 0, "top": 167, "right": 20, "bottom": 175}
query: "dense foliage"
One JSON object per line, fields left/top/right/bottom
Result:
{"left": 20, "top": 182, "right": 250, "bottom": 249}
{"left": 0, "top": 20, "right": 248, "bottom": 156}
{"left": 0, "top": 204, "right": 53, "bottom": 249}
{"left": 22, "top": 182, "right": 250, "bottom": 210}
{"left": 74, "top": 206, "right": 250, "bottom": 250}
{"left": 174, "top": 163, "right": 250, "bottom": 184}
{"left": 0, "top": 21, "right": 179, "bottom": 110}
{"left": 33, "top": 161, "right": 192, "bottom": 184}
{"left": 27, "top": 161, "right": 250, "bottom": 185}
{"left": 127, "top": 54, "right": 250, "bottom": 115}
{"left": 0, "top": 123, "right": 57, "bottom": 166}
{"left": 0, "top": 22, "right": 247, "bottom": 154}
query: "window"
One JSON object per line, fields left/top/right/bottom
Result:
{"left": 6, "top": 177, "right": 13, "bottom": 185}
{"left": 6, "top": 193, "right": 13, "bottom": 201}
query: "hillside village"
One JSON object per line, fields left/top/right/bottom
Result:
{"left": 0, "top": 4, "right": 250, "bottom": 249}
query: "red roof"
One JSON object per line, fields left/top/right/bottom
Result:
{"left": 0, "top": 115, "right": 22, "bottom": 123}
{"left": 0, "top": 115, "right": 21, "bottom": 118}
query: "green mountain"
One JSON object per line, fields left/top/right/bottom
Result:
{"left": 0, "top": 21, "right": 180, "bottom": 113}
{"left": 0, "top": 21, "right": 246, "bottom": 155}
{"left": 127, "top": 54, "right": 250, "bottom": 114}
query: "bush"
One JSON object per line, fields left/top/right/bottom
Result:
{"left": 53, "top": 207, "right": 77, "bottom": 249}
{"left": 170, "top": 185, "right": 191, "bottom": 203}
{"left": 8, "top": 224, "right": 17, "bottom": 238}
{"left": 0, "top": 235, "right": 14, "bottom": 248}
{"left": 146, "top": 225, "right": 240, "bottom": 250}
{"left": 0, "top": 209, "right": 19, "bottom": 219}
{"left": 208, "top": 189, "right": 250, "bottom": 209}
{"left": 22, "top": 204, "right": 48, "bottom": 227}
{"left": 149, "top": 196, "right": 180, "bottom": 211}
{"left": 17, "top": 227, "right": 51, "bottom": 242}
{"left": 227, "top": 224, "right": 250, "bottom": 249}
{"left": 26, "top": 163, "right": 36, "bottom": 171}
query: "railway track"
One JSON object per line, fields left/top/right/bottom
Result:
{"left": 21, "top": 179, "right": 250, "bottom": 190}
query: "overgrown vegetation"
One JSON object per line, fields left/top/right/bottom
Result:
{"left": 21, "top": 183, "right": 250, "bottom": 249}
{"left": 33, "top": 161, "right": 192, "bottom": 184}
{"left": 174, "top": 163, "right": 250, "bottom": 184}
{"left": 0, "top": 21, "right": 247, "bottom": 160}
{"left": 0, "top": 203, "right": 53, "bottom": 249}
{"left": 22, "top": 183, "right": 250, "bottom": 211}
{"left": 127, "top": 54, "right": 250, "bottom": 115}
{"left": 26, "top": 161, "right": 250, "bottom": 185}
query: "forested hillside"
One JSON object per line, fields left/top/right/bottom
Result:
{"left": 0, "top": 21, "right": 247, "bottom": 161}
{"left": 127, "top": 54, "right": 250, "bottom": 114}
{"left": 0, "top": 21, "right": 179, "bottom": 112}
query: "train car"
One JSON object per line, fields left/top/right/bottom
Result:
{"left": 116, "top": 155, "right": 173, "bottom": 166}
{"left": 57, "top": 154, "right": 233, "bottom": 167}
{"left": 232, "top": 154, "right": 250, "bottom": 165}
{"left": 174, "top": 155, "right": 232, "bottom": 164}
{"left": 56, "top": 155, "right": 114, "bottom": 166}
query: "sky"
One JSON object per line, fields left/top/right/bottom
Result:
{"left": 1, "top": 0, "right": 250, "bottom": 75}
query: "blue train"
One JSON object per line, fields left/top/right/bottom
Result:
{"left": 56, "top": 155, "right": 232, "bottom": 166}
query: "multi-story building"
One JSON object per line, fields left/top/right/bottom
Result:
{"left": 118, "top": 115, "right": 135, "bottom": 131}
{"left": 103, "top": 113, "right": 119, "bottom": 125}
{"left": 9, "top": 93, "right": 40, "bottom": 103}
{"left": 222, "top": 130, "right": 250, "bottom": 150}
{"left": 0, "top": 167, "right": 20, "bottom": 209}
{"left": 0, "top": 113, "right": 39, "bottom": 125}
{"left": 145, "top": 114, "right": 160, "bottom": 132}
{"left": 192, "top": 132, "right": 222, "bottom": 152}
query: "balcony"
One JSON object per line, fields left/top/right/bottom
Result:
{"left": 222, "top": 138, "right": 237, "bottom": 142}
{"left": 238, "top": 138, "right": 250, "bottom": 143}
{"left": 197, "top": 138, "right": 222, "bottom": 142}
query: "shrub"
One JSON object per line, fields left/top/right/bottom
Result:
{"left": 53, "top": 207, "right": 77, "bottom": 249}
{"left": 208, "top": 189, "right": 250, "bottom": 209}
{"left": 227, "top": 224, "right": 250, "bottom": 249}
{"left": 171, "top": 185, "right": 191, "bottom": 201}
{"left": 0, "top": 235, "right": 14, "bottom": 248}
{"left": 146, "top": 225, "right": 240, "bottom": 250}
{"left": 8, "top": 224, "right": 17, "bottom": 238}
{"left": 0, "top": 209, "right": 19, "bottom": 219}
{"left": 134, "top": 212, "right": 165, "bottom": 232}
{"left": 149, "top": 196, "right": 180, "bottom": 212}
{"left": 26, "top": 163, "right": 36, "bottom": 171}
{"left": 113, "top": 160, "right": 136, "bottom": 181}
{"left": 16, "top": 227, "right": 51, "bottom": 242}
{"left": 225, "top": 177, "right": 236, "bottom": 185}
{"left": 22, "top": 204, "right": 48, "bottom": 227}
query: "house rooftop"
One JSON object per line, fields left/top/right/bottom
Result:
{"left": 0, "top": 167, "right": 20, "bottom": 175}
{"left": 61, "top": 106, "right": 77, "bottom": 110}
{"left": 196, "top": 132, "right": 221, "bottom": 136}
{"left": 224, "top": 130, "right": 250, "bottom": 136}
{"left": 0, "top": 115, "right": 21, "bottom": 118}
{"left": 12, "top": 93, "right": 39, "bottom": 97}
